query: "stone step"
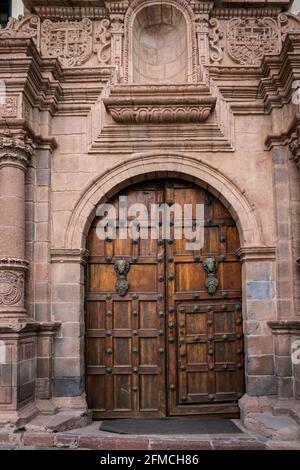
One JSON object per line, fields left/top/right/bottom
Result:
{"left": 244, "top": 412, "right": 300, "bottom": 441}
{"left": 24, "top": 410, "right": 91, "bottom": 433}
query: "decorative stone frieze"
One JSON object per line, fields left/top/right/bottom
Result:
{"left": 0, "top": 131, "right": 34, "bottom": 170}
{"left": 1, "top": 8, "right": 300, "bottom": 72}
{"left": 104, "top": 85, "right": 216, "bottom": 124}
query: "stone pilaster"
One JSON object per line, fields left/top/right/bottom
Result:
{"left": 192, "top": 1, "right": 214, "bottom": 68}
{"left": 0, "top": 130, "right": 33, "bottom": 321}
{"left": 106, "top": 1, "right": 127, "bottom": 81}
{"left": 237, "top": 247, "right": 277, "bottom": 397}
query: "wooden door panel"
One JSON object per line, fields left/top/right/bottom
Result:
{"left": 86, "top": 178, "right": 244, "bottom": 418}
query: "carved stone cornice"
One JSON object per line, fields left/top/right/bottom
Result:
{"left": 237, "top": 246, "right": 276, "bottom": 262}
{"left": 31, "top": 6, "right": 107, "bottom": 21}
{"left": 212, "top": 7, "right": 283, "bottom": 19}
{"left": 104, "top": 85, "right": 216, "bottom": 124}
{"left": 268, "top": 320, "right": 300, "bottom": 334}
{"left": 265, "top": 114, "right": 300, "bottom": 162}
{"left": 191, "top": 1, "right": 214, "bottom": 15}
{"left": 0, "top": 131, "right": 34, "bottom": 170}
{"left": 50, "top": 249, "right": 89, "bottom": 265}
{"left": 0, "top": 258, "right": 29, "bottom": 271}
{"left": 105, "top": 1, "right": 129, "bottom": 15}
{"left": 0, "top": 321, "right": 61, "bottom": 335}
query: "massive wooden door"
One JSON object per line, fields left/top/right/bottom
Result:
{"left": 85, "top": 179, "right": 244, "bottom": 418}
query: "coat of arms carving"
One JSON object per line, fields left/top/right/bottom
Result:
{"left": 41, "top": 18, "right": 93, "bottom": 67}
{"left": 227, "top": 17, "right": 280, "bottom": 66}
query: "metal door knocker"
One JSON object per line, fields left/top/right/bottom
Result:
{"left": 203, "top": 257, "right": 219, "bottom": 295}
{"left": 114, "top": 258, "right": 130, "bottom": 296}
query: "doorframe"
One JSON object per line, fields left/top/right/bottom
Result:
{"left": 52, "top": 153, "right": 277, "bottom": 414}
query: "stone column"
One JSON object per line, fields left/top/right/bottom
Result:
{"left": 0, "top": 130, "right": 33, "bottom": 321}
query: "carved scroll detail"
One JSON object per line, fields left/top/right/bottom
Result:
{"left": 0, "top": 15, "right": 40, "bottom": 44}
{"left": 94, "top": 19, "right": 111, "bottom": 64}
{"left": 114, "top": 259, "right": 130, "bottom": 297}
{"left": 209, "top": 18, "right": 224, "bottom": 64}
{"left": 203, "top": 258, "right": 219, "bottom": 295}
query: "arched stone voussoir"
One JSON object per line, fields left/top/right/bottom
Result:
{"left": 65, "top": 152, "right": 264, "bottom": 250}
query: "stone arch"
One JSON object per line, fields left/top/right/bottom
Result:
{"left": 123, "top": 0, "right": 197, "bottom": 83}
{"left": 65, "top": 152, "right": 264, "bottom": 250}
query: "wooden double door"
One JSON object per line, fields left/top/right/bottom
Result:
{"left": 85, "top": 179, "right": 244, "bottom": 418}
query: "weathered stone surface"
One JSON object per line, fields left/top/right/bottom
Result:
{"left": 247, "top": 355, "right": 274, "bottom": 375}
{"left": 244, "top": 412, "right": 300, "bottom": 441}
{"left": 53, "top": 377, "right": 84, "bottom": 397}
{"left": 247, "top": 376, "right": 277, "bottom": 396}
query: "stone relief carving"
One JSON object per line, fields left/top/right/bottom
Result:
{"left": 0, "top": 10, "right": 300, "bottom": 72}
{"left": 104, "top": 85, "right": 216, "bottom": 125}
{"left": 94, "top": 18, "right": 111, "bottom": 64}
{"left": 41, "top": 18, "right": 93, "bottom": 67}
{"left": 288, "top": 125, "right": 300, "bottom": 170}
{"left": 0, "top": 96, "right": 18, "bottom": 119}
{"left": 209, "top": 18, "right": 224, "bottom": 64}
{"left": 106, "top": 104, "right": 215, "bottom": 124}
{"left": 279, "top": 13, "right": 300, "bottom": 43}
{"left": 0, "top": 271, "right": 24, "bottom": 306}
{"left": 227, "top": 17, "right": 280, "bottom": 66}
{"left": 0, "top": 15, "right": 40, "bottom": 45}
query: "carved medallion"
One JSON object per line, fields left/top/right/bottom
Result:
{"left": 114, "top": 259, "right": 130, "bottom": 297}
{"left": 203, "top": 258, "right": 219, "bottom": 295}
{"left": 0, "top": 271, "right": 24, "bottom": 306}
{"left": 41, "top": 18, "right": 93, "bottom": 67}
{"left": 227, "top": 17, "right": 280, "bottom": 66}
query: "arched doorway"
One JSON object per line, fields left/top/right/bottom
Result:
{"left": 85, "top": 178, "right": 244, "bottom": 418}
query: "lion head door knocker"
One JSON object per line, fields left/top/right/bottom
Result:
{"left": 114, "top": 259, "right": 130, "bottom": 297}
{"left": 203, "top": 258, "right": 219, "bottom": 295}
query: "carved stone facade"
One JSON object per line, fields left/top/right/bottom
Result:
{"left": 0, "top": 0, "right": 299, "bottom": 444}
